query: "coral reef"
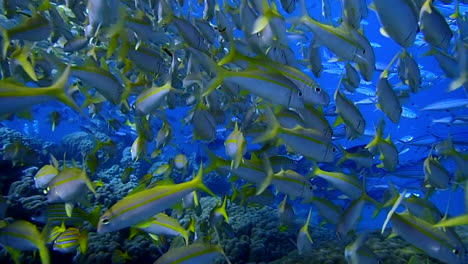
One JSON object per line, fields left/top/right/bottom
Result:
{"left": 60, "top": 132, "right": 95, "bottom": 158}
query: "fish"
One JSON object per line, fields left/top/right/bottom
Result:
{"left": 209, "top": 195, "right": 229, "bottom": 226}
{"left": 97, "top": 165, "right": 214, "bottom": 233}
{"left": 219, "top": 47, "right": 330, "bottom": 106}
{"left": 31, "top": 204, "right": 101, "bottom": 227}
{"left": 295, "top": 104, "right": 333, "bottom": 137}
{"left": 224, "top": 123, "right": 247, "bottom": 169}
{"left": 120, "top": 167, "right": 135, "bottom": 184}
{"left": 161, "top": 9, "right": 210, "bottom": 53}
{"left": 1, "top": 13, "right": 52, "bottom": 57}
{"left": 343, "top": 63, "right": 360, "bottom": 91}
{"left": 174, "top": 154, "right": 188, "bottom": 171}
{"left": 401, "top": 107, "right": 418, "bottom": 119}
{"left": 71, "top": 65, "right": 124, "bottom": 105}
{"left": 337, "top": 196, "right": 366, "bottom": 238}
{"left": 308, "top": 197, "right": 343, "bottom": 225}
{"left": 278, "top": 195, "right": 295, "bottom": 231}
{"left": 46, "top": 166, "right": 96, "bottom": 217}
{"left": 391, "top": 212, "right": 467, "bottom": 264}
{"left": 311, "top": 167, "right": 364, "bottom": 200}
{"left": 434, "top": 214, "right": 468, "bottom": 228}
{"left": 370, "top": 0, "right": 419, "bottom": 47}
{"left": 0, "top": 220, "right": 50, "bottom": 264}
{"left": 49, "top": 111, "right": 61, "bottom": 131}
{"left": 280, "top": 0, "right": 297, "bottom": 14}
{"left": 34, "top": 164, "right": 58, "bottom": 190}
{"left": 205, "top": 149, "right": 268, "bottom": 187}
{"left": 112, "top": 249, "right": 132, "bottom": 264}
{"left": 127, "top": 45, "right": 168, "bottom": 76}
{"left": 45, "top": 222, "right": 66, "bottom": 245}
{"left": 397, "top": 50, "right": 421, "bottom": 93}
{"left": 308, "top": 38, "right": 323, "bottom": 78}
{"left": 85, "top": 0, "right": 119, "bottom": 37}
{"left": 52, "top": 227, "right": 88, "bottom": 254}
{"left": 423, "top": 154, "right": 450, "bottom": 189}
{"left": 337, "top": 146, "right": 374, "bottom": 169}
{"left": 334, "top": 88, "right": 366, "bottom": 139}
{"left": 256, "top": 108, "right": 337, "bottom": 163}
{"left": 192, "top": 108, "right": 217, "bottom": 142}
{"left": 295, "top": 0, "right": 373, "bottom": 66}
{"left": 376, "top": 70, "right": 402, "bottom": 124}
{"left": 365, "top": 121, "right": 399, "bottom": 171}
{"left": 132, "top": 213, "right": 191, "bottom": 245}
{"left": 341, "top": 0, "right": 368, "bottom": 29}
{"left": 0, "top": 66, "right": 81, "bottom": 114}
{"left": 272, "top": 170, "right": 314, "bottom": 200}
{"left": 427, "top": 48, "right": 460, "bottom": 79}
{"left": 420, "top": 98, "right": 468, "bottom": 111}
{"left": 0, "top": 0, "right": 467, "bottom": 262}
{"left": 153, "top": 242, "right": 229, "bottom": 264}
{"left": 131, "top": 135, "right": 147, "bottom": 162}
{"left": 419, "top": 0, "right": 453, "bottom": 50}
{"left": 296, "top": 208, "right": 313, "bottom": 255}
{"left": 344, "top": 233, "right": 381, "bottom": 264}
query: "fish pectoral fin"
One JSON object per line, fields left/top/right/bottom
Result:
{"left": 65, "top": 203, "right": 75, "bottom": 218}
{"left": 379, "top": 27, "right": 390, "bottom": 38}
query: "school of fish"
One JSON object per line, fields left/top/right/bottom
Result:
{"left": 0, "top": 0, "right": 467, "bottom": 263}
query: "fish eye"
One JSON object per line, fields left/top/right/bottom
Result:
{"left": 332, "top": 147, "right": 337, "bottom": 152}
{"left": 377, "top": 260, "right": 383, "bottom": 264}
{"left": 309, "top": 186, "right": 313, "bottom": 190}
{"left": 298, "top": 91, "right": 303, "bottom": 96}
{"left": 101, "top": 218, "right": 109, "bottom": 225}
{"left": 362, "top": 49, "right": 366, "bottom": 54}
{"left": 256, "top": 32, "right": 261, "bottom": 37}
{"left": 315, "top": 87, "right": 321, "bottom": 92}
{"left": 452, "top": 249, "right": 459, "bottom": 255}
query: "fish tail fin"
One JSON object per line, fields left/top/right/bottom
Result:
{"left": 129, "top": 227, "right": 141, "bottom": 240}
{"left": 186, "top": 47, "right": 229, "bottom": 97}
{"left": 46, "top": 66, "right": 83, "bottom": 115}
{"left": 218, "top": 42, "right": 240, "bottom": 66}
{"left": 188, "top": 215, "right": 196, "bottom": 233}
{"left": 181, "top": 227, "right": 191, "bottom": 245}
{"left": 450, "top": 0, "right": 461, "bottom": 18}
{"left": 381, "top": 189, "right": 406, "bottom": 234}
{"left": 285, "top": 0, "right": 309, "bottom": 27}
{"left": 335, "top": 146, "right": 348, "bottom": 166}
{"left": 204, "top": 146, "right": 227, "bottom": 174}
{"left": 449, "top": 74, "right": 466, "bottom": 92}
{"left": 11, "top": 45, "right": 38, "bottom": 81}
{"left": 256, "top": 154, "right": 273, "bottom": 195}
{"left": 192, "top": 163, "right": 215, "bottom": 197}
{"left": 80, "top": 168, "right": 96, "bottom": 195}
{"left": 365, "top": 120, "right": 385, "bottom": 148}
{"left": 1, "top": 27, "right": 10, "bottom": 58}
{"left": 79, "top": 229, "right": 88, "bottom": 254}
{"left": 202, "top": 75, "right": 224, "bottom": 98}
{"left": 37, "top": 244, "right": 50, "bottom": 264}
{"left": 87, "top": 205, "right": 101, "bottom": 228}
{"left": 253, "top": 107, "right": 280, "bottom": 143}
{"left": 305, "top": 207, "right": 312, "bottom": 233}
{"left": 5, "top": 247, "right": 21, "bottom": 264}
{"left": 219, "top": 195, "right": 230, "bottom": 223}
{"left": 252, "top": 10, "right": 270, "bottom": 34}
